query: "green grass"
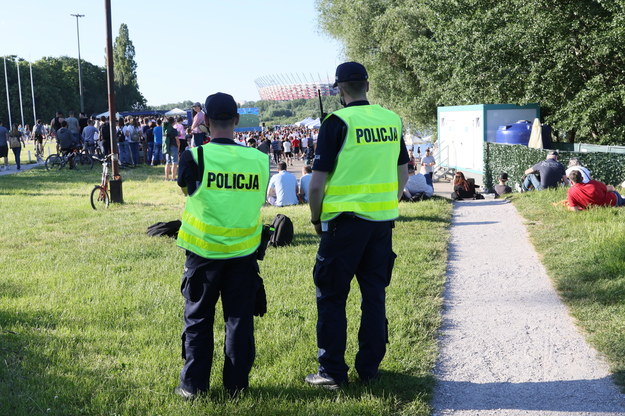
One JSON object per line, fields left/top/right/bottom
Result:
{"left": 512, "top": 188, "right": 625, "bottom": 388}
{"left": 2, "top": 141, "right": 57, "bottom": 166}
{"left": 0, "top": 166, "right": 452, "bottom": 415}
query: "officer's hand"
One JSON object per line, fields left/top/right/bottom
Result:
{"left": 313, "top": 223, "right": 322, "bottom": 236}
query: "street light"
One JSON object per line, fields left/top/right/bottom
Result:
{"left": 71, "top": 13, "right": 85, "bottom": 113}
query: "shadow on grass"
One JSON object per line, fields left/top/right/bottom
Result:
{"left": 290, "top": 232, "right": 320, "bottom": 247}
{"left": 235, "top": 371, "right": 434, "bottom": 407}
{"left": 396, "top": 215, "right": 448, "bottom": 224}
{"left": 0, "top": 308, "right": 138, "bottom": 415}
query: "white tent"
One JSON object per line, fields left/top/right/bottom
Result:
{"left": 95, "top": 111, "right": 120, "bottom": 119}
{"left": 165, "top": 108, "right": 187, "bottom": 116}
{"left": 414, "top": 135, "right": 433, "bottom": 144}
{"left": 305, "top": 118, "right": 321, "bottom": 129}
{"left": 294, "top": 117, "right": 314, "bottom": 127}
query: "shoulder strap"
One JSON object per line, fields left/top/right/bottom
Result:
{"left": 197, "top": 145, "right": 204, "bottom": 181}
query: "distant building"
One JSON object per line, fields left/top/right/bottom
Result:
{"left": 255, "top": 73, "right": 338, "bottom": 101}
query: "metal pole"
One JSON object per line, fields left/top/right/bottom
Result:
{"left": 71, "top": 13, "right": 85, "bottom": 114}
{"left": 104, "top": 0, "right": 123, "bottom": 203}
{"left": 29, "top": 62, "right": 36, "bottom": 124}
{"left": 4, "top": 57, "right": 12, "bottom": 126}
{"left": 15, "top": 58, "right": 24, "bottom": 127}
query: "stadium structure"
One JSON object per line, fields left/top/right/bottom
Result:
{"left": 254, "top": 73, "right": 338, "bottom": 101}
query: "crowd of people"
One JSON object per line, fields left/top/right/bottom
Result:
{"left": 1, "top": 107, "right": 321, "bottom": 182}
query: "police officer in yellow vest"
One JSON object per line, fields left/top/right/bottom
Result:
{"left": 175, "top": 92, "right": 269, "bottom": 399}
{"left": 305, "top": 62, "right": 410, "bottom": 389}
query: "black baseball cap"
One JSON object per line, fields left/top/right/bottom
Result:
{"left": 204, "top": 93, "right": 238, "bottom": 120}
{"left": 333, "top": 62, "right": 368, "bottom": 87}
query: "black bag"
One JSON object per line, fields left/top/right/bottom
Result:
{"left": 268, "top": 214, "right": 293, "bottom": 247}
{"left": 117, "top": 129, "right": 125, "bottom": 143}
{"left": 146, "top": 220, "right": 181, "bottom": 238}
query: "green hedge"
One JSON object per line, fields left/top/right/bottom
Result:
{"left": 484, "top": 142, "right": 625, "bottom": 190}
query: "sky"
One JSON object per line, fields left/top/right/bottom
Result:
{"left": 0, "top": 0, "right": 344, "bottom": 106}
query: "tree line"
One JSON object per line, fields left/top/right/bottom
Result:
{"left": 318, "top": 0, "right": 625, "bottom": 145}
{"left": 0, "top": 23, "right": 144, "bottom": 127}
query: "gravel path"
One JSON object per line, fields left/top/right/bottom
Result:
{"left": 432, "top": 199, "right": 625, "bottom": 416}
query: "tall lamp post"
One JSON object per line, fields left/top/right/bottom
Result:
{"left": 71, "top": 13, "right": 85, "bottom": 114}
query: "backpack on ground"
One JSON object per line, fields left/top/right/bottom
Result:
{"left": 268, "top": 214, "right": 293, "bottom": 247}
{"left": 146, "top": 220, "right": 181, "bottom": 238}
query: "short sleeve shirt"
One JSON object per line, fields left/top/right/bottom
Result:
{"left": 312, "top": 100, "right": 409, "bottom": 172}
{"left": 532, "top": 159, "right": 566, "bottom": 189}
{"left": 567, "top": 180, "right": 616, "bottom": 209}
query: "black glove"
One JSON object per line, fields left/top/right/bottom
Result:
{"left": 254, "top": 275, "right": 267, "bottom": 317}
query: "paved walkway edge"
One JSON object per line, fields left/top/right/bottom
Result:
{"left": 431, "top": 199, "right": 625, "bottom": 416}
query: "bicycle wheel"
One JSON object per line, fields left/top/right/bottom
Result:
{"left": 45, "top": 154, "right": 63, "bottom": 170}
{"left": 90, "top": 185, "right": 110, "bottom": 210}
{"left": 75, "top": 154, "right": 94, "bottom": 170}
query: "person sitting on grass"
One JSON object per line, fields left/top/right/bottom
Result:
{"left": 566, "top": 170, "right": 625, "bottom": 211}
{"left": 565, "top": 157, "right": 592, "bottom": 185}
{"left": 451, "top": 171, "right": 476, "bottom": 200}
{"left": 266, "top": 161, "right": 299, "bottom": 206}
{"left": 521, "top": 151, "right": 566, "bottom": 191}
{"left": 494, "top": 172, "right": 512, "bottom": 197}
{"left": 403, "top": 165, "right": 433, "bottom": 201}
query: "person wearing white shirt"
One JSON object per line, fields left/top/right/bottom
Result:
{"left": 298, "top": 165, "right": 312, "bottom": 203}
{"left": 267, "top": 161, "right": 299, "bottom": 206}
{"left": 420, "top": 148, "right": 436, "bottom": 186}
{"left": 283, "top": 139, "right": 293, "bottom": 165}
{"left": 403, "top": 167, "right": 433, "bottom": 201}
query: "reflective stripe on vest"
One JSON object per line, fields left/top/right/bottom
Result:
{"left": 177, "top": 142, "right": 269, "bottom": 259}
{"left": 321, "top": 105, "right": 402, "bottom": 222}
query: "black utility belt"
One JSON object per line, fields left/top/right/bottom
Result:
{"left": 329, "top": 213, "right": 395, "bottom": 228}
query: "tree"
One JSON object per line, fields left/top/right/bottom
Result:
{"left": 113, "top": 23, "right": 145, "bottom": 111}
{"left": 317, "top": 0, "right": 625, "bottom": 144}
{"left": 0, "top": 56, "right": 107, "bottom": 127}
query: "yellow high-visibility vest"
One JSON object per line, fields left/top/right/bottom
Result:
{"left": 321, "top": 105, "right": 402, "bottom": 222}
{"left": 177, "top": 142, "right": 269, "bottom": 259}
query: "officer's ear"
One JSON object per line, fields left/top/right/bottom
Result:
{"left": 365, "top": 81, "right": 370, "bottom": 93}
{"left": 234, "top": 114, "right": 240, "bottom": 127}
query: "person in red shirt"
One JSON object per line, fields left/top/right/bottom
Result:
{"left": 567, "top": 170, "right": 625, "bottom": 210}
{"left": 291, "top": 137, "right": 301, "bottom": 158}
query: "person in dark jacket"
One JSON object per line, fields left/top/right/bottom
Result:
{"left": 452, "top": 171, "right": 476, "bottom": 200}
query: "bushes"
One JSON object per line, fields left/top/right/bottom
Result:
{"left": 484, "top": 142, "right": 625, "bottom": 189}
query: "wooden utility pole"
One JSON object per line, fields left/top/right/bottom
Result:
{"left": 104, "top": 0, "right": 123, "bottom": 203}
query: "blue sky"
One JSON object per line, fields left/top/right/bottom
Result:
{"left": 0, "top": 0, "right": 344, "bottom": 106}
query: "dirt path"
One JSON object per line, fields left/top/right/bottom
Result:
{"left": 432, "top": 199, "right": 625, "bottom": 415}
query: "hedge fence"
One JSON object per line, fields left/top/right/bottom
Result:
{"left": 483, "top": 142, "right": 625, "bottom": 190}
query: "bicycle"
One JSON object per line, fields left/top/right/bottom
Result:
{"left": 74, "top": 148, "right": 95, "bottom": 170}
{"left": 45, "top": 148, "right": 93, "bottom": 171}
{"left": 90, "top": 154, "right": 113, "bottom": 210}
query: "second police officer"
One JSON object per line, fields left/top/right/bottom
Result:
{"left": 306, "top": 62, "right": 410, "bottom": 389}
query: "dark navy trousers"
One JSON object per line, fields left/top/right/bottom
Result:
{"left": 314, "top": 214, "right": 396, "bottom": 383}
{"left": 179, "top": 252, "right": 258, "bottom": 394}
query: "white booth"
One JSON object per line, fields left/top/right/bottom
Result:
{"left": 436, "top": 103, "right": 540, "bottom": 182}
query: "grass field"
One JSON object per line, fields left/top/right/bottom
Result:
{"left": 512, "top": 188, "right": 625, "bottom": 389}
{"left": 0, "top": 166, "right": 452, "bottom": 415}
{"left": 1, "top": 140, "right": 57, "bottom": 167}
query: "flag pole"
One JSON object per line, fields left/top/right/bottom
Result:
{"left": 3, "top": 57, "right": 12, "bottom": 126}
